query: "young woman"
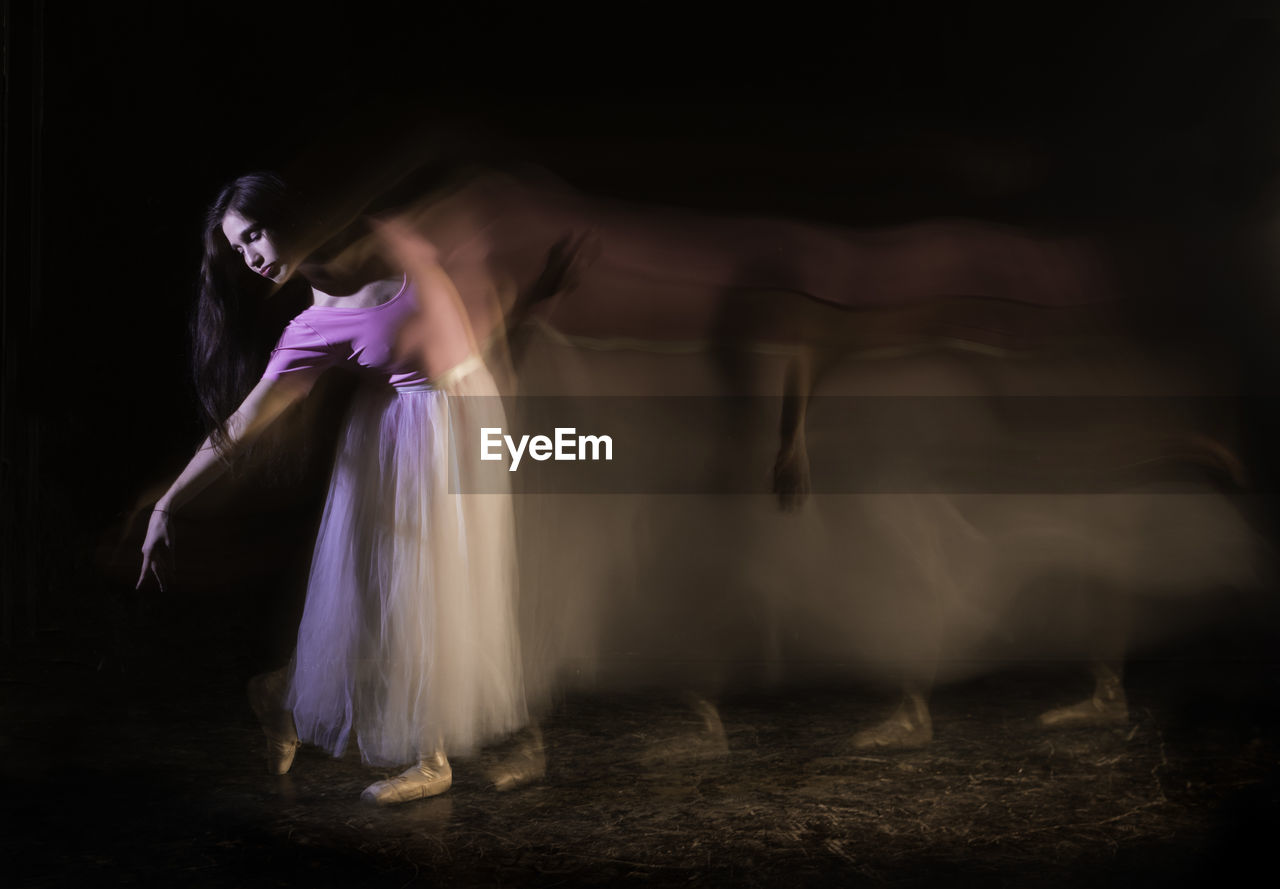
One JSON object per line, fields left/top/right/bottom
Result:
{"left": 138, "top": 172, "right": 527, "bottom": 804}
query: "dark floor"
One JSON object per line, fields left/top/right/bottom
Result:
{"left": 3, "top": 588, "right": 1278, "bottom": 889}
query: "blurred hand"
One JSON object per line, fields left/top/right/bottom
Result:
{"left": 773, "top": 447, "right": 811, "bottom": 513}
{"left": 547, "top": 230, "right": 601, "bottom": 295}
{"left": 518, "top": 230, "right": 601, "bottom": 318}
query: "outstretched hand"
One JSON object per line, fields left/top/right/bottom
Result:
{"left": 137, "top": 507, "right": 174, "bottom": 591}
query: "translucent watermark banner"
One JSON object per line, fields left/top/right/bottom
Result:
{"left": 446, "top": 396, "right": 1264, "bottom": 494}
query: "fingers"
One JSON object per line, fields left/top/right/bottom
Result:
{"left": 137, "top": 533, "right": 172, "bottom": 591}
{"left": 773, "top": 457, "right": 811, "bottom": 513}
{"left": 780, "top": 488, "right": 810, "bottom": 513}
{"left": 138, "top": 550, "right": 162, "bottom": 591}
{"left": 776, "top": 485, "right": 807, "bottom": 513}
{"left": 137, "top": 507, "right": 176, "bottom": 590}
{"left": 138, "top": 550, "right": 169, "bottom": 592}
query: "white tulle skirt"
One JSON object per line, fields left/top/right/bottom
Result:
{"left": 286, "top": 359, "right": 525, "bottom": 766}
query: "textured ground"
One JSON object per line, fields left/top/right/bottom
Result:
{"left": 3, "top": 592, "right": 1277, "bottom": 888}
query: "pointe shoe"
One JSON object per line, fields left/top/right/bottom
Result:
{"left": 362, "top": 752, "right": 453, "bottom": 806}
{"left": 637, "top": 694, "right": 730, "bottom": 765}
{"left": 852, "top": 697, "right": 933, "bottom": 751}
{"left": 487, "top": 727, "right": 547, "bottom": 792}
{"left": 247, "top": 670, "right": 299, "bottom": 775}
{"left": 1038, "top": 693, "right": 1129, "bottom": 728}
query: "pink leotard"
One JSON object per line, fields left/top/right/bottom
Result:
{"left": 263, "top": 276, "right": 429, "bottom": 393}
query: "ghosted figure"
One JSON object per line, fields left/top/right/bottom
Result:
{"left": 768, "top": 311, "right": 1257, "bottom": 750}
{"left": 499, "top": 175, "right": 1261, "bottom": 757}
{"left": 137, "top": 172, "right": 539, "bottom": 805}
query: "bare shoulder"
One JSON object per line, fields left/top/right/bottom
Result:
{"left": 310, "top": 276, "right": 405, "bottom": 309}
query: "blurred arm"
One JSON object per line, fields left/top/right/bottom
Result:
{"left": 138, "top": 378, "right": 304, "bottom": 589}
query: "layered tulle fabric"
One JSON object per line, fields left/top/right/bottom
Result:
{"left": 287, "top": 360, "right": 525, "bottom": 766}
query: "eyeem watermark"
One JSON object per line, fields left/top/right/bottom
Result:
{"left": 481, "top": 427, "right": 614, "bottom": 472}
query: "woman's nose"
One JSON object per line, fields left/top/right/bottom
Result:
{"left": 246, "top": 249, "right": 263, "bottom": 269}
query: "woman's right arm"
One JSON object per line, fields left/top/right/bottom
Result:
{"left": 137, "top": 378, "right": 305, "bottom": 590}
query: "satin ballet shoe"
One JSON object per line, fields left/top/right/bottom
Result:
{"left": 362, "top": 752, "right": 453, "bottom": 806}
{"left": 247, "top": 670, "right": 300, "bottom": 776}
{"left": 1038, "top": 693, "right": 1129, "bottom": 728}
{"left": 1040, "top": 667, "right": 1129, "bottom": 728}
{"left": 486, "top": 727, "right": 546, "bottom": 792}
{"left": 637, "top": 694, "right": 730, "bottom": 765}
{"left": 851, "top": 696, "right": 933, "bottom": 751}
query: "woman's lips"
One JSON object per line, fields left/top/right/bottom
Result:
{"left": 260, "top": 263, "right": 277, "bottom": 279}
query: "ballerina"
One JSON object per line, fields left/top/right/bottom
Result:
{"left": 138, "top": 172, "right": 529, "bottom": 804}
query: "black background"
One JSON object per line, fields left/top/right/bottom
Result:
{"left": 4, "top": 2, "right": 1280, "bottom": 650}
{"left": 10, "top": 2, "right": 1280, "bottom": 567}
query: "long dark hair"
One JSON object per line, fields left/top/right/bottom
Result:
{"left": 192, "top": 172, "right": 311, "bottom": 453}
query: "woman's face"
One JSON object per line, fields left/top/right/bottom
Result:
{"left": 221, "top": 209, "right": 292, "bottom": 283}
